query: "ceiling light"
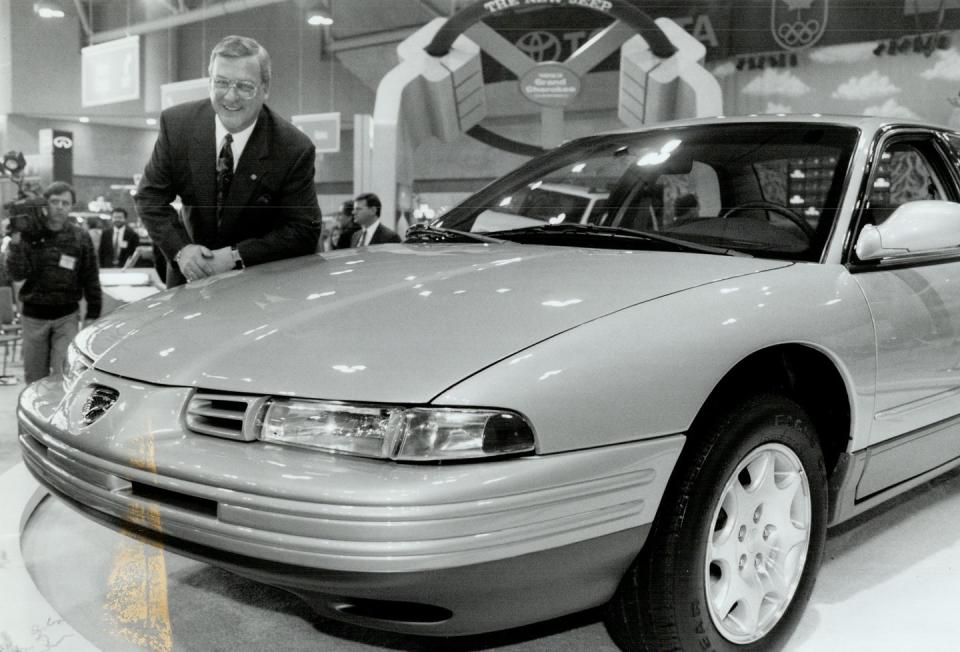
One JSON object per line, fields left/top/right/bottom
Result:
{"left": 306, "top": 9, "right": 333, "bottom": 26}
{"left": 78, "top": 116, "right": 90, "bottom": 123}
{"left": 145, "top": 118, "right": 157, "bottom": 126}
{"left": 34, "top": 1, "right": 65, "bottom": 18}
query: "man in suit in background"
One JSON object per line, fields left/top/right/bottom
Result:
{"left": 333, "top": 200, "right": 360, "bottom": 249}
{"left": 101, "top": 208, "right": 140, "bottom": 268}
{"left": 135, "top": 35, "right": 321, "bottom": 287}
{"left": 352, "top": 193, "right": 401, "bottom": 247}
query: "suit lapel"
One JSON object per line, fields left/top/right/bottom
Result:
{"left": 218, "top": 109, "right": 270, "bottom": 242}
{"left": 188, "top": 108, "right": 218, "bottom": 246}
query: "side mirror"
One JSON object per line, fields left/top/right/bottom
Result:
{"left": 854, "top": 200, "right": 960, "bottom": 261}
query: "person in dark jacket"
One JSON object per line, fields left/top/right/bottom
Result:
{"left": 333, "top": 200, "right": 360, "bottom": 249}
{"left": 351, "top": 193, "right": 401, "bottom": 246}
{"left": 6, "top": 182, "right": 102, "bottom": 383}
{"left": 100, "top": 207, "right": 141, "bottom": 267}
{"left": 135, "top": 35, "right": 321, "bottom": 287}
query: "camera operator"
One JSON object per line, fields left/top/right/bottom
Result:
{"left": 5, "top": 182, "right": 102, "bottom": 384}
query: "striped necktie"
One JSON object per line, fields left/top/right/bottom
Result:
{"left": 217, "top": 133, "right": 234, "bottom": 221}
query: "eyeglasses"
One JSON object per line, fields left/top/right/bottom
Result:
{"left": 212, "top": 77, "right": 259, "bottom": 99}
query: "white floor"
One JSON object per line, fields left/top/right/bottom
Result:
{"left": 5, "top": 455, "right": 960, "bottom": 651}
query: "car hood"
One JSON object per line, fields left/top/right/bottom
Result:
{"left": 82, "top": 244, "right": 790, "bottom": 403}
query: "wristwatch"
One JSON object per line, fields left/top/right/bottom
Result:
{"left": 230, "top": 246, "right": 244, "bottom": 270}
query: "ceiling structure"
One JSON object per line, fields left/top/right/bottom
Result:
{"left": 41, "top": 0, "right": 452, "bottom": 128}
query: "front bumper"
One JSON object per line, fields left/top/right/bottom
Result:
{"left": 18, "top": 372, "right": 684, "bottom": 635}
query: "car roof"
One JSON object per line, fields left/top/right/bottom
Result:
{"left": 591, "top": 113, "right": 957, "bottom": 138}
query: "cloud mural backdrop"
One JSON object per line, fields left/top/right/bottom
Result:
{"left": 717, "top": 33, "right": 960, "bottom": 128}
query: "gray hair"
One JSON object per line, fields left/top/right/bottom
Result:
{"left": 208, "top": 35, "right": 271, "bottom": 87}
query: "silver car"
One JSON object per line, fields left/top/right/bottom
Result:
{"left": 19, "top": 115, "right": 960, "bottom": 650}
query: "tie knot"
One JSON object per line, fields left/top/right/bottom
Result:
{"left": 224, "top": 133, "right": 233, "bottom": 144}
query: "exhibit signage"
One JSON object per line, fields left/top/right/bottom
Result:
{"left": 81, "top": 36, "right": 140, "bottom": 107}
{"left": 292, "top": 113, "right": 341, "bottom": 153}
{"left": 519, "top": 63, "right": 581, "bottom": 107}
{"left": 458, "top": 0, "right": 960, "bottom": 76}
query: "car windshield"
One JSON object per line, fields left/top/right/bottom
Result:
{"left": 435, "top": 123, "right": 858, "bottom": 261}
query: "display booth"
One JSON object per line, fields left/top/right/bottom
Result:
{"left": 361, "top": 0, "right": 723, "bottom": 227}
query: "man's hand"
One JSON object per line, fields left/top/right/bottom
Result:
{"left": 177, "top": 244, "right": 215, "bottom": 281}
{"left": 208, "top": 247, "right": 237, "bottom": 275}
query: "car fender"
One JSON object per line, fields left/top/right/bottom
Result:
{"left": 434, "top": 263, "right": 876, "bottom": 454}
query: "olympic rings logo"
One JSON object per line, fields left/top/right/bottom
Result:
{"left": 771, "top": 1, "right": 828, "bottom": 52}
{"left": 777, "top": 20, "right": 822, "bottom": 46}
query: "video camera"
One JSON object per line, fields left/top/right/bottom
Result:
{"left": 4, "top": 195, "right": 47, "bottom": 241}
{"left": 1, "top": 150, "right": 47, "bottom": 242}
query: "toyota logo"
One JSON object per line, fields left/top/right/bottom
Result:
{"left": 52, "top": 136, "right": 73, "bottom": 149}
{"left": 515, "top": 31, "right": 563, "bottom": 62}
{"left": 80, "top": 386, "right": 119, "bottom": 425}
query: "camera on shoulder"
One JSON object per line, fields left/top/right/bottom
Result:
{"left": 4, "top": 196, "right": 47, "bottom": 242}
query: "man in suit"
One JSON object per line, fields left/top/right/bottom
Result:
{"left": 100, "top": 208, "right": 140, "bottom": 268}
{"left": 333, "top": 200, "right": 360, "bottom": 249}
{"left": 135, "top": 35, "right": 321, "bottom": 287}
{"left": 351, "top": 193, "right": 401, "bottom": 247}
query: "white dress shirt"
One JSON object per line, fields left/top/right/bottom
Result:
{"left": 359, "top": 220, "right": 382, "bottom": 246}
{"left": 214, "top": 116, "right": 256, "bottom": 171}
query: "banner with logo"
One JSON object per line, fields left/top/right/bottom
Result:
{"left": 466, "top": 0, "right": 960, "bottom": 77}
{"left": 52, "top": 130, "right": 73, "bottom": 185}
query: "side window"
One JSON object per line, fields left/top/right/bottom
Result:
{"left": 946, "top": 134, "right": 960, "bottom": 162}
{"left": 864, "top": 140, "right": 948, "bottom": 227}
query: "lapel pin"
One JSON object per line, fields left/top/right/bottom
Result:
{"left": 250, "top": 174, "right": 258, "bottom": 180}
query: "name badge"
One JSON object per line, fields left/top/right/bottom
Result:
{"left": 59, "top": 254, "right": 77, "bottom": 270}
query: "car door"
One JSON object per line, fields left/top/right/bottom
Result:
{"left": 850, "top": 129, "right": 960, "bottom": 446}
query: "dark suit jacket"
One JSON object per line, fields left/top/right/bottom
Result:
{"left": 135, "top": 100, "right": 322, "bottom": 287}
{"left": 99, "top": 226, "right": 140, "bottom": 268}
{"left": 333, "top": 223, "right": 360, "bottom": 249}
{"left": 351, "top": 223, "right": 401, "bottom": 247}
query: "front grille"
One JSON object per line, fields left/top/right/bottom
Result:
{"left": 81, "top": 385, "right": 119, "bottom": 425}
{"left": 185, "top": 392, "right": 266, "bottom": 441}
{"left": 129, "top": 481, "right": 218, "bottom": 517}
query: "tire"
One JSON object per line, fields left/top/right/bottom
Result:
{"left": 604, "top": 394, "right": 828, "bottom": 651}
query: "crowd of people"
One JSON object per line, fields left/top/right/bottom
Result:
{"left": 2, "top": 34, "right": 410, "bottom": 385}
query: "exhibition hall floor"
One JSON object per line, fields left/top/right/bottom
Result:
{"left": 3, "top": 361, "right": 960, "bottom": 651}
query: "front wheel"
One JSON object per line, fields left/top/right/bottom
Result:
{"left": 605, "top": 394, "right": 828, "bottom": 651}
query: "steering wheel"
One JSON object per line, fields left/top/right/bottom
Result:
{"left": 719, "top": 201, "right": 816, "bottom": 241}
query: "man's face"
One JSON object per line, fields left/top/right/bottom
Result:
{"left": 111, "top": 212, "right": 126, "bottom": 228}
{"left": 45, "top": 191, "right": 72, "bottom": 231}
{"left": 353, "top": 200, "right": 377, "bottom": 228}
{"left": 209, "top": 54, "right": 267, "bottom": 133}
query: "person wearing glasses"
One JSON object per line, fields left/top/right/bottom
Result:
{"left": 136, "top": 35, "right": 321, "bottom": 287}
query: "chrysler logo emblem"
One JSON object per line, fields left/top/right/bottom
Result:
{"left": 80, "top": 386, "right": 119, "bottom": 425}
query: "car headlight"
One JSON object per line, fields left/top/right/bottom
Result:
{"left": 260, "top": 399, "right": 536, "bottom": 461}
{"left": 62, "top": 341, "right": 93, "bottom": 389}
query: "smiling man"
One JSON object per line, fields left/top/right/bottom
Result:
{"left": 136, "top": 35, "right": 322, "bottom": 287}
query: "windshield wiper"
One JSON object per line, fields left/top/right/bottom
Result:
{"left": 404, "top": 224, "right": 505, "bottom": 244}
{"left": 487, "top": 222, "right": 750, "bottom": 257}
